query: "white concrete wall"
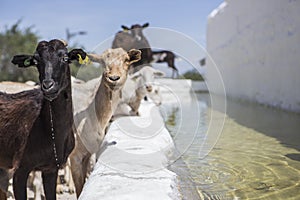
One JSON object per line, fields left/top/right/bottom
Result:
{"left": 206, "top": 0, "right": 300, "bottom": 112}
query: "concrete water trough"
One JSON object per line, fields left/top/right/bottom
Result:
{"left": 79, "top": 78, "right": 203, "bottom": 200}
{"left": 79, "top": 102, "right": 181, "bottom": 200}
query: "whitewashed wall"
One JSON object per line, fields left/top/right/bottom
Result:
{"left": 206, "top": 0, "right": 300, "bottom": 112}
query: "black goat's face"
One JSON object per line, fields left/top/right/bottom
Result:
{"left": 12, "top": 39, "right": 88, "bottom": 101}
{"left": 125, "top": 23, "right": 149, "bottom": 41}
{"left": 34, "top": 40, "right": 69, "bottom": 100}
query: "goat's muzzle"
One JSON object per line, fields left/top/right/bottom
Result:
{"left": 42, "top": 79, "right": 55, "bottom": 90}
{"left": 108, "top": 75, "right": 120, "bottom": 81}
{"left": 42, "top": 79, "right": 58, "bottom": 101}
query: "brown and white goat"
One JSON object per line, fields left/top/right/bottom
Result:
{"left": 70, "top": 48, "right": 141, "bottom": 197}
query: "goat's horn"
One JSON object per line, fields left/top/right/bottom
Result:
{"left": 59, "top": 39, "right": 68, "bottom": 47}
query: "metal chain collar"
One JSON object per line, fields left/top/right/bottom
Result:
{"left": 48, "top": 103, "right": 60, "bottom": 168}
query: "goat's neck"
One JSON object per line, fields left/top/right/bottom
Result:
{"left": 43, "top": 77, "right": 74, "bottom": 165}
{"left": 136, "top": 78, "right": 147, "bottom": 99}
{"left": 47, "top": 74, "right": 73, "bottom": 116}
{"left": 94, "top": 79, "right": 121, "bottom": 130}
{"left": 47, "top": 83, "right": 73, "bottom": 117}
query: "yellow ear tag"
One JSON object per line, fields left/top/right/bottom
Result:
{"left": 78, "top": 54, "right": 91, "bottom": 65}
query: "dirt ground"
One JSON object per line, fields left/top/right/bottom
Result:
{"left": 7, "top": 180, "right": 76, "bottom": 200}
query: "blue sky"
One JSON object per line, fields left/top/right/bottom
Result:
{"left": 1, "top": 0, "right": 223, "bottom": 75}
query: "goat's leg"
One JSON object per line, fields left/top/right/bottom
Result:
{"left": 0, "top": 169, "right": 8, "bottom": 200}
{"left": 81, "top": 155, "right": 90, "bottom": 183}
{"left": 129, "top": 98, "right": 141, "bottom": 116}
{"left": 171, "top": 68, "right": 179, "bottom": 79}
{"left": 70, "top": 153, "right": 91, "bottom": 198}
{"left": 42, "top": 170, "right": 58, "bottom": 200}
{"left": 175, "top": 69, "right": 179, "bottom": 78}
{"left": 65, "top": 162, "right": 75, "bottom": 194}
{"left": 0, "top": 190, "right": 6, "bottom": 200}
{"left": 13, "top": 167, "right": 30, "bottom": 200}
{"left": 70, "top": 139, "right": 91, "bottom": 198}
{"left": 167, "top": 58, "right": 178, "bottom": 79}
{"left": 70, "top": 153, "right": 85, "bottom": 197}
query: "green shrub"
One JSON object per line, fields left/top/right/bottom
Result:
{"left": 0, "top": 20, "right": 39, "bottom": 82}
{"left": 181, "top": 69, "right": 205, "bottom": 81}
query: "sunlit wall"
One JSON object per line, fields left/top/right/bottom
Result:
{"left": 206, "top": 0, "right": 300, "bottom": 112}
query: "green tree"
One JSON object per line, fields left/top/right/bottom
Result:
{"left": 181, "top": 69, "right": 205, "bottom": 81}
{"left": 0, "top": 20, "right": 39, "bottom": 82}
{"left": 0, "top": 21, "right": 100, "bottom": 82}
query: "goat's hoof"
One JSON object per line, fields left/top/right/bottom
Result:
{"left": 109, "top": 116, "right": 115, "bottom": 122}
{"left": 109, "top": 141, "right": 117, "bottom": 145}
{"left": 56, "top": 185, "right": 64, "bottom": 194}
{"left": 68, "top": 187, "right": 75, "bottom": 194}
{"left": 129, "top": 111, "right": 139, "bottom": 116}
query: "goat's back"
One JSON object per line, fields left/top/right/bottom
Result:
{"left": 0, "top": 89, "right": 43, "bottom": 169}
{"left": 72, "top": 77, "right": 101, "bottom": 114}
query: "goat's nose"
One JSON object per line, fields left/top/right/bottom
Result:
{"left": 42, "top": 79, "right": 55, "bottom": 90}
{"left": 109, "top": 76, "right": 120, "bottom": 81}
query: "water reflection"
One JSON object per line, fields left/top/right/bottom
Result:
{"left": 163, "top": 93, "right": 300, "bottom": 200}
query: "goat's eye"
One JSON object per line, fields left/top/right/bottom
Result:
{"left": 33, "top": 59, "right": 38, "bottom": 65}
{"left": 62, "top": 55, "right": 69, "bottom": 62}
{"left": 32, "top": 55, "right": 40, "bottom": 65}
{"left": 33, "top": 53, "right": 40, "bottom": 61}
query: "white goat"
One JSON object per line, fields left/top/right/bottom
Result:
{"left": 115, "top": 66, "right": 165, "bottom": 116}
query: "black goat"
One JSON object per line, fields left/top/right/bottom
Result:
{"left": 152, "top": 50, "right": 179, "bottom": 78}
{"left": 112, "top": 23, "right": 153, "bottom": 69}
{"left": 11, "top": 39, "right": 88, "bottom": 200}
{"left": 112, "top": 23, "right": 179, "bottom": 78}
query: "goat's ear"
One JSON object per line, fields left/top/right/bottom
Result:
{"left": 130, "top": 71, "right": 141, "bottom": 80}
{"left": 121, "top": 25, "right": 130, "bottom": 31}
{"left": 68, "top": 49, "right": 90, "bottom": 65}
{"left": 127, "top": 49, "right": 141, "bottom": 64}
{"left": 142, "top": 23, "right": 149, "bottom": 28}
{"left": 11, "top": 55, "right": 36, "bottom": 68}
{"left": 87, "top": 53, "right": 104, "bottom": 65}
{"left": 154, "top": 69, "right": 165, "bottom": 77}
